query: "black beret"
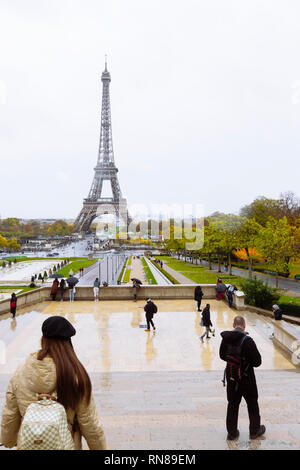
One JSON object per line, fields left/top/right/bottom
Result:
{"left": 42, "top": 316, "right": 76, "bottom": 339}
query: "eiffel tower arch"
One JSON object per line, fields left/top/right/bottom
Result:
{"left": 74, "top": 60, "right": 130, "bottom": 234}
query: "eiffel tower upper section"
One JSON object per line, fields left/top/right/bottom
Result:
{"left": 74, "top": 60, "right": 129, "bottom": 233}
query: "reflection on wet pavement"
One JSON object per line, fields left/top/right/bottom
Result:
{"left": 0, "top": 299, "right": 299, "bottom": 450}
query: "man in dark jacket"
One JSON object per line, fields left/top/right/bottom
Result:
{"left": 219, "top": 315, "right": 266, "bottom": 440}
{"left": 272, "top": 304, "right": 283, "bottom": 321}
{"left": 144, "top": 299, "right": 157, "bottom": 332}
{"left": 200, "top": 304, "right": 215, "bottom": 341}
{"left": 194, "top": 285, "right": 204, "bottom": 311}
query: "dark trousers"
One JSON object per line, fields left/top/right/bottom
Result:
{"left": 226, "top": 378, "right": 260, "bottom": 436}
{"left": 146, "top": 314, "right": 155, "bottom": 330}
{"left": 51, "top": 293, "right": 57, "bottom": 301}
{"left": 196, "top": 299, "right": 202, "bottom": 311}
{"left": 227, "top": 292, "right": 233, "bottom": 307}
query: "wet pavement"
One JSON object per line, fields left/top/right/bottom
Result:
{"left": 0, "top": 299, "right": 299, "bottom": 450}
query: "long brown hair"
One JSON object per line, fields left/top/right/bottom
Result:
{"left": 37, "top": 337, "right": 92, "bottom": 410}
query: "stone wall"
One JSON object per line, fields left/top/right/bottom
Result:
{"left": 0, "top": 285, "right": 245, "bottom": 315}
{"left": 272, "top": 320, "right": 300, "bottom": 366}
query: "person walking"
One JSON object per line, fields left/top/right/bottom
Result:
{"left": 59, "top": 278, "right": 66, "bottom": 302}
{"left": 144, "top": 298, "right": 157, "bottom": 332}
{"left": 194, "top": 285, "right": 204, "bottom": 312}
{"left": 10, "top": 293, "right": 17, "bottom": 318}
{"left": 0, "top": 316, "right": 106, "bottom": 450}
{"left": 200, "top": 304, "right": 215, "bottom": 341}
{"left": 50, "top": 278, "right": 59, "bottom": 301}
{"left": 219, "top": 315, "right": 266, "bottom": 441}
{"left": 93, "top": 278, "right": 100, "bottom": 301}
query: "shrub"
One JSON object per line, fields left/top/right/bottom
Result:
{"left": 43, "top": 271, "right": 48, "bottom": 279}
{"left": 38, "top": 273, "right": 42, "bottom": 280}
{"left": 277, "top": 303, "right": 300, "bottom": 317}
{"left": 239, "top": 276, "right": 280, "bottom": 310}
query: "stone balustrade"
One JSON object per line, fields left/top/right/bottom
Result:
{"left": 0, "top": 285, "right": 245, "bottom": 316}
{"left": 272, "top": 319, "right": 300, "bottom": 365}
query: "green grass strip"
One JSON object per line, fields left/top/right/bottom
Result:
{"left": 57, "top": 259, "right": 97, "bottom": 277}
{"left": 141, "top": 257, "right": 157, "bottom": 285}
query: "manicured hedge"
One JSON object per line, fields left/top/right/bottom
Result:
{"left": 148, "top": 258, "right": 180, "bottom": 284}
{"left": 278, "top": 303, "right": 300, "bottom": 317}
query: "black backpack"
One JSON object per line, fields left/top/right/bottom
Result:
{"left": 222, "top": 335, "right": 249, "bottom": 390}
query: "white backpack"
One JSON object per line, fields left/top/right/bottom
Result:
{"left": 18, "top": 394, "right": 75, "bottom": 450}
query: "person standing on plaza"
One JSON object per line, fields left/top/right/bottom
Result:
{"left": 216, "top": 279, "right": 227, "bottom": 300}
{"left": 144, "top": 298, "right": 157, "bottom": 332}
{"left": 219, "top": 315, "right": 266, "bottom": 440}
{"left": 200, "top": 304, "right": 215, "bottom": 341}
{"left": 66, "top": 275, "right": 79, "bottom": 302}
{"left": 272, "top": 304, "right": 283, "bottom": 321}
{"left": 226, "top": 284, "right": 238, "bottom": 308}
{"left": 59, "top": 278, "right": 66, "bottom": 302}
{"left": 50, "top": 278, "right": 59, "bottom": 301}
{"left": 269, "top": 304, "right": 283, "bottom": 338}
{"left": 0, "top": 316, "right": 107, "bottom": 450}
{"left": 93, "top": 277, "right": 100, "bottom": 301}
{"left": 194, "top": 285, "right": 204, "bottom": 312}
{"left": 10, "top": 293, "right": 17, "bottom": 318}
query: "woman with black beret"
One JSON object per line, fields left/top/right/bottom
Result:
{"left": 1, "top": 316, "right": 106, "bottom": 450}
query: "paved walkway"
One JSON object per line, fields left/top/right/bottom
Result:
{"left": 144, "top": 258, "right": 171, "bottom": 285}
{"left": 124, "top": 257, "right": 147, "bottom": 285}
{"left": 0, "top": 299, "right": 299, "bottom": 450}
{"left": 162, "top": 263, "right": 196, "bottom": 284}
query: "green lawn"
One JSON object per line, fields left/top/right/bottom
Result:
{"left": 123, "top": 269, "right": 131, "bottom": 283}
{"left": 279, "top": 295, "right": 300, "bottom": 306}
{"left": 0, "top": 285, "right": 40, "bottom": 294}
{"left": 157, "top": 256, "right": 242, "bottom": 285}
{"left": 141, "top": 257, "right": 157, "bottom": 285}
{"left": 57, "top": 259, "right": 97, "bottom": 277}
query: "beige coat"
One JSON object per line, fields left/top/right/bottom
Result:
{"left": 0, "top": 353, "right": 106, "bottom": 450}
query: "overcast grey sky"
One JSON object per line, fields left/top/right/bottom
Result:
{"left": 0, "top": 0, "right": 299, "bottom": 220}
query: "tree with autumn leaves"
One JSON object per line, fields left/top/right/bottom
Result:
{"left": 164, "top": 192, "right": 300, "bottom": 283}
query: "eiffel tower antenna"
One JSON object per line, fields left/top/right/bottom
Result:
{"left": 74, "top": 61, "right": 130, "bottom": 233}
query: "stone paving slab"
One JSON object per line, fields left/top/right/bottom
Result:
{"left": 0, "top": 300, "right": 300, "bottom": 450}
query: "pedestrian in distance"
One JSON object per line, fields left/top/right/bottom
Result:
{"left": 216, "top": 279, "right": 227, "bottom": 300}
{"left": 269, "top": 304, "right": 283, "bottom": 339}
{"left": 66, "top": 275, "right": 79, "bottom": 302}
{"left": 194, "top": 285, "right": 204, "bottom": 312}
{"left": 272, "top": 304, "right": 283, "bottom": 321}
{"left": 59, "top": 278, "right": 66, "bottom": 302}
{"left": 132, "top": 279, "right": 141, "bottom": 302}
{"left": 144, "top": 298, "right": 157, "bottom": 332}
{"left": 0, "top": 316, "right": 107, "bottom": 450}
{"left": 50, "top": 278, "right": 59, "bottom": 301}
{"left": 200, "top": 304, "right": 215, "bottom": 341}
{"left": 219, "top": 315, "right": 266, "bottom": 441}
{"left": 226, "top": 284, "right": 238, "bottom": 308}
{"left": 93, "top": 278, "right": 100, "bottom": 301}
{"left": 10, "top": 293, "right": 17, "bottom": 318}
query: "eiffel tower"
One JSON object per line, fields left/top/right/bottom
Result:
{"left": 74, "top": 59, "right": 130, "bottom": 233}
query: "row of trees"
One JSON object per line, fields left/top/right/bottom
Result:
{"left": 0, "top": 234, "right": 21, "bottom": 252}
{"left": 164, "top": 192, "right": 300, "bottom": 287}
{"left": 0, "top": 218, "right": 74, "bottom": 239}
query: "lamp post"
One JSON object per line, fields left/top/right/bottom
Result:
{"left": 98, "top": 258, "right": 103, "bottom": 284}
